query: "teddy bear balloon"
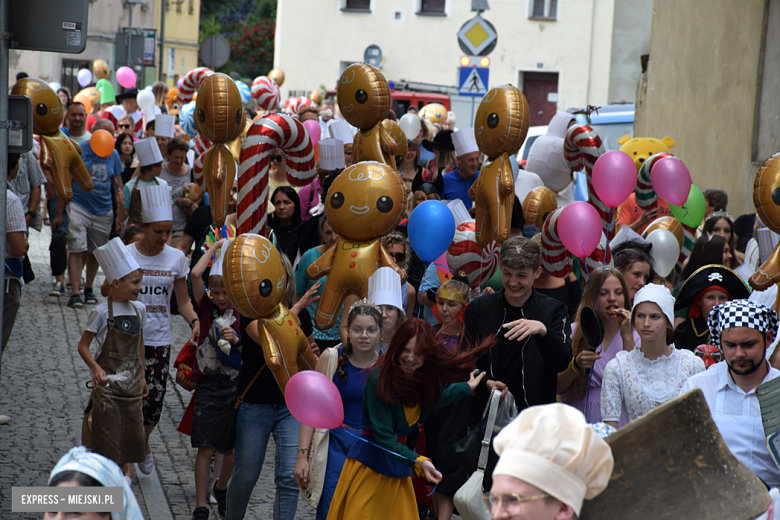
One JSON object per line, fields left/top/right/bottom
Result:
{"left": 470, "top": 84, "right": 530, "bottom": 248}
{"left": 307, "top": 161, "right": 407, "bottom": 330}
{"left": 11, "top": 78, "right": 92, "bottom": 202}
{"left": 195, "top": 73, "right": 244, "bottom": 227}
{"left": 337, "top": 63, "right": 397, "bottom": 170}
{"left": 223, "top": 234, "right": 317, "bottom": 392}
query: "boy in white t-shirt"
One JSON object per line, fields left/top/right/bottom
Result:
{"left": 77, "top": 237, "right": 148, "bottom": 488}
{"left": 117, "top": 137, "right": 169, "bottom": 227}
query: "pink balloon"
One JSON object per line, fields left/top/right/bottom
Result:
{"left": 557, "top": 202, "right": 602, "bottom": 258}
{"left": 651, "top": 157, "right": 691, "bottom": 207}
{"left": 592, "top": 150, "right": 637, "bottom": 207}
{"left": 116, "top": 66, "right": 136, "bottom": 89}
{"left": 302, "top": 119, "right": 321, "bottom": 147}
{"left": 285, "top": 370, "right": 344, "bottom": 429}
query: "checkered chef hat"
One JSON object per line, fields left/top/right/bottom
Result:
{"left": 707, "top": 299, "right": 779, "bottom": 347}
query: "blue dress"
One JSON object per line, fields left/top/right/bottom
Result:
{"left": 317, "top": 348, "right": 368, "bottom": 520}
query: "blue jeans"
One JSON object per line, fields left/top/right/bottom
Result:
{"left": 226, "top": 404, "right": 300, "bottom": 520}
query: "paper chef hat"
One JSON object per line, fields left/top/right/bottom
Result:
{"left": 452, "top": 128, "right": 479, "bottom": 156}
{"left": 447, "top": 199, "right": 473, "bottom": 226}
{"left": 135, "top": 137, "right": 164, "bottom": 167}
{"left": 208, "top": 240, "right": 232, "bottom": 278}
{"left": 140, "top": 184, "right": 173, "bottom": 223}
{"left": 368, "top": 267, "right": 404, "bottom": 315}
{"left": 318, "top": 139, "right": 345, "bottom": 170}
{"left": 154, "top": 114, "right": 175, "bottom": 138}
{"left": 328, "top": 119, "right": 354, "bottom": 145}
{"left": 93, "top": 237, "right": 141, "bottom": 283}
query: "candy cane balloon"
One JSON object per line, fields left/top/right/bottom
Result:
{"left": 563, "top": 124, "right": 614, "bottom": 240}
{"left": 195, "top": 134, "right": 211, "bottom": 156}
{"left": 285, "top": 96, "right": 313, "bottom": 116}
{"left": 446, "top": 221, "right": 500, "bottom": 288}
{"left": 238, "top": 114, "right": 316, "bottom": 236}
{"left": 251, "top": 76, "right": 280, "bottom": 111}
{"left": 178, "top": 67, "right": 213, "bottom": 104}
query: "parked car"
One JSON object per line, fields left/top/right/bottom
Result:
{"left": 571, "top": 104, "right": 634, "bottom": 151}
{"left": 516, "top": 125, "right": 548, "bottom": 167}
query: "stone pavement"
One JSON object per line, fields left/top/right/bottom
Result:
{"left": 0, "top": 225, "right": 316, "bottom": 520}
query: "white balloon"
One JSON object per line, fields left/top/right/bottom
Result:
{"left": 137, "top": 89, "right": 156, "bottom": 111}
{"left": 77, "top": 69, "right": 92, "bottom": 88}
{"left": 399, "top": 113, "right": 422, "bottom": 140}
{"left": 48, "top": 82, "right": 62, "bottom": 93}
{"left": 646, "top": 228, "right": 680, "bottom": 278}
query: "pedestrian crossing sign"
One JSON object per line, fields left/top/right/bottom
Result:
{"left": 459, "top": 67, "right": 489, "bottom": 97}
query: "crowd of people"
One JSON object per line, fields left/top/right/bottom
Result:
{"left": 6, "top": 67, "right": 780, "bottom": 520}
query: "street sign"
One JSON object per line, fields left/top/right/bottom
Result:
{"left": 459, "top": 67, "right": 489, "bottom": 97}
{"left": 200, "top": 35, "right": 231, "bottom": 70}
{"left": 9, "top": 0, "right": 90, "bottom": 54}
{"left": 364, "top": 45, "right": 383, "bottom": 68}
{"left": 457, "top": 14, "right": 497, "bottom": 57}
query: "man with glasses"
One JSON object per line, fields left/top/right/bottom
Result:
{"left": 680, "top": 299, "right": 780, "bottom": 488}
{"left": 488, "top": 403, "right": 612, "bottom": 520}
{"left": 485, "top": 403, "right": 614, "bottom": 520}
{"left": 105, "top": 88, "right": 143, "bottom": 134}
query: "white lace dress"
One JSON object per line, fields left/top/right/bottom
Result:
{"left": 600, "top": 346, "right": 705, "bottom": 423}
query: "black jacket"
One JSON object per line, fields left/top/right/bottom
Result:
{"left": 464, "top": 288, "right": 572, "bottom": 420}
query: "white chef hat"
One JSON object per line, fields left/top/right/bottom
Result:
{"left": 140, "top": 184, "right": 173, "bottom": 223}
{"left": 328, "top": 119, "right": 353, "bottom": 145}
{"left": 493, "top": 403, "right": 614, "bottom": 517}
{"left": 447, "top": 199, "right": 473, "bottom": 226}
{"left": 208, "top": 239, "right": 232, "bottom": 278}
{"left": 154, "top": 114, "right": 175, "bottom": 138}
{"left": 135, "top": 137, "right": 164, "bottom": 167}
{"left": 368, "top": 267, "right": 404, "bottom": 316}
{"left": 318, "top": 138, "right": 345, "bottom": 170}
{"left": 631, "top": 283, "right": 675, "bottom": 328}
{"left": 93, "top": 237, "right": 141, "bottom": 283}
{"left": 452, "top": 128, "right": 479, "bottom": 156}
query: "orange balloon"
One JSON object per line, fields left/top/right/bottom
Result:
{"left": 73, "top": 93, "right": 92, "bottom": 114}
{"left": 90, "top": 130, "right": 115, "bottom": 158}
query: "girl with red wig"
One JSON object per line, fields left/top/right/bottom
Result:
{"left": 326, "top": 318, "right": 488, "bottom": 520}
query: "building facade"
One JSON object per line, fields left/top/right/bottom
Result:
{"left": 274, "top": 0, "right": 652, "bottom": 127}
{"left": 8, "top": 0, "right": 200, "bottom": 94}
{"left": 633, "top": 0, "right": 779, "bottom": 216}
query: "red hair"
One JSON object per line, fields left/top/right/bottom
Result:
{"left": 375, "top": 318, "right": 494, "bottom": 410}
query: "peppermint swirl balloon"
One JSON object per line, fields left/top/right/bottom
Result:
{"left": 179, "top": 101, "right": 198, "bottom": 137}
{"left": 251, "top": 76, "right": 280, "bottom": 111}
{"left": 236, "top": 80, "right": 251, "bottom": 107}
{"left": 446, "top": 222, "right": 500, "bottom": 288}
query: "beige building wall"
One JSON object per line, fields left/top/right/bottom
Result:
{"left": 275, "top": 0, "right": 650, "bottom": 113}
{"left": 156, "top": 0, "right": 201, "bottom": 88}
{"left": 633, "top": 0, "right": 769, "bottom": 216}
{"left": 9, "top": 0, "right": 159, "bottom": 89}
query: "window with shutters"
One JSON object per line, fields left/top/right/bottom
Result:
{"left": 530, "top": 0, "right": 557, "bottom": 20}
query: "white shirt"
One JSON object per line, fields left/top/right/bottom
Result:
{"left": 127, "top": 243, "right": 189, "bottom": 346}
{"left": 680, "top": 361, "right": 780, "bottom": 487}
{"left": 86, "top": 300, "right": 147, "bottom": 359}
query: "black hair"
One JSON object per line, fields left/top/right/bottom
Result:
{"left": 122, "top": 224, "right": 144, "bottom": 244}
{"left": 114, "top": 132, "right": 135, "bottom": 159}
{"left": 510, "top": 195, "right": 525, "bottom": 230}
{"left": 703, "top": 189, "right": 728, "bottom": 212}
{"left": 320, "top": 169, "right": 343, "bottom": 205}
{"left": 338, "top": 304, "right": 382, "bottom": 382}
{"left": 8, "top": 153, "right": 20, "bottom": 173}
{"left": 145, "top": 119, "right": 156, "bottom": 131}
{"left": 49, "top": 471, "right": 111, "bottom": 518}
{"left": 268, "top": 185, "right": 302, "bottom": 229}
{"left": 612, "top": 239, "right": 655, "bottom": 272}
{"left": 16, "top": 72, "right": 28, "bottom": 81}
{"left": 680, "top": 234, "right": 728, "bottom": 279}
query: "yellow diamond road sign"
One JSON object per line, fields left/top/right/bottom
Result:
{"left": 457, "top": 14, "right": 497, "bottom": 56}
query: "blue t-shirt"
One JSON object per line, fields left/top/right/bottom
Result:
{"left": 72, "top": 143, "right": 123, "bottom": 215}
{"left": 419, "top": 263, "right": 440, "bottom": 325}
{"left": 441, "top": 167, "right": 480, "bottom": 210}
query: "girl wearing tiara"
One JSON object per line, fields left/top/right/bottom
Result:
{"left": 295, "top": 299, "right": 383, "bottom": 520}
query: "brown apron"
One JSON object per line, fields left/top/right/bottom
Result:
{"left": 127, "top": 176, "right": 160, "bottom": 227}
{"left": 82, "top": 299, "right": 146, "bottom": 465}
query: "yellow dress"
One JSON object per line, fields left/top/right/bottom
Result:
{"left": 326, "top": 404, "right": 422, "bottom": 520}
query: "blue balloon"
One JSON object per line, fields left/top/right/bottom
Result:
{"left": 236, "top": 80, "right": 251, "bottom": 107}
{"left": 180, "top": 101, "right": 198, "bottom": 137}
{"left": 408, "top": 200, "right": 456, "bottom": 263}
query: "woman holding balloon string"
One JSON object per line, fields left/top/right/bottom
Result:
{"left": 558, "top": 267, "right": 639, "bottom": 427}
{"left": 294, "top": 299, "right": 382, "bottom": 520}
{"left": 325, "top": 318, "right": 489, "bottom": 520}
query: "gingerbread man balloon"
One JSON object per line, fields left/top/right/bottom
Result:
{"left": 307, "top": 162, "right": 407, "bottom": 329}
{"left": 11, "top": 78, "right": 92, "bottom": 202}
{"left": 337, "top": 63, "right": 397, "bottom": 170}
{"left": 223, "top": 234, "right": 317, "bottom": 392}
{"left": 195, "top": 73, "right": 245, "bottom": 227}
{"left": 470, "top": 84, "right": 529, "bottom": 248}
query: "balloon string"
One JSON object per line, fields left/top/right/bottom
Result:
{"left": 67, "top": 205, "right": 100, "bottom": 250}
{"left": 339, "top": 425, "right": 439, "bottom": 496}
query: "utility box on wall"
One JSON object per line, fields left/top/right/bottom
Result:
{"left": 9, "top": 0, "right": 90, "bottom": 54}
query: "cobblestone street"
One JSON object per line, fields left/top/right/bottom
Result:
{"left": 0, "top": 226, "right": 316, "bottom": 520}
